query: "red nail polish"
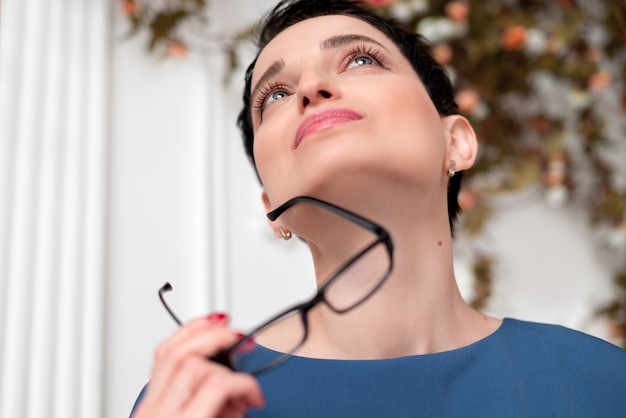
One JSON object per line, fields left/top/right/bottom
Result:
{"left": 206, "top": 312, "right": 228, "bottom": 323}
{"left": 234, "top": 332, "right": 256, "bottom": 353}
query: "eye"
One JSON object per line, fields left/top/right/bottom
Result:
{"left": 342, "top": 44, "right": 386, "bottom": 71}
{"left": 266, "top": 90, "right": 289, "bottom": 106}
{"left": 347, "top": 56, "right": 374, "bottom": 69}
{"left": 253, "top": 82, "right": 291, "bottom": 117}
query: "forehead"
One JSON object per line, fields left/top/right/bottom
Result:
{"left": 252, "top": 15, "right": 396, "bottom": 85}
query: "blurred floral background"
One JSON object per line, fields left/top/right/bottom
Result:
{"left": 119, "top": 0, "right": 626, "bottom": 346}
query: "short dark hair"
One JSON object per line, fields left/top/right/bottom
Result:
{"left": 237, "top": 0, "right": 464, "bottom": 234}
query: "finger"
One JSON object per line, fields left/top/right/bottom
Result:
{"left": 150, "top": 311, "right": 231, "bottom": 383}
{"left": 154, "top": 355, "right": 213, "bottom": 413}
{"left": 185, "top": 370, "right": 265, "bottom": 417}
{"left": 217, "top": 401, "right": 248, "bottom": 418}
{"left": 138, "top": 354, "right": 243, "bottom": 417}
{"left": 149, "top": 326, "right": 241, "bottom": 398}
{"left": 164, "top": 312, "right": 230, "bottom": 350}
{"left": 154, "top": 312, "right": 232, "bottom": 369}
{"left": 148, "top": 312, "right": 230, "bottom": 383}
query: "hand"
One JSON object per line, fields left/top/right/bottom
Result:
{"left": 132, "top": 313, "right": 265, "bottom": 418}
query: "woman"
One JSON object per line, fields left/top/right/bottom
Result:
{"left": 131, "top": 0, "right": 626, "bottom": 416}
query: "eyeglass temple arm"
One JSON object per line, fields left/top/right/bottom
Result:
{"left": 266, "top": 195, "right": 387, "bottom": 236}
{"left": 160, "top": 282, "right": 236, "bottom": 369}
{"left": 158, "top": 282, "right": 183, "bottom": 326}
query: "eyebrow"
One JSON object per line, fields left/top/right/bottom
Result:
{"left": 251, "top": 59, "right": 285, "bottom": 105}
{"left": 251, "top": 33, "right": 389, "bottom": 104}
{"left": 320, "top": 34, "right": 388, "bottom": 52}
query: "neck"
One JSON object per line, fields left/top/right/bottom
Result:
{"left": 299, "top": 204, "right": 501, "bottom": 359}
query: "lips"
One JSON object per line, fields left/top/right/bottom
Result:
{"left": 294, "top": 108, "right": 363, "bottom": 149}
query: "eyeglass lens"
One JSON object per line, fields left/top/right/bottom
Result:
{"left": 159, "top": 197, "right": 393, "bottom": 376}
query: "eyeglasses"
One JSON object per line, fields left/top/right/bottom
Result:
{"left": 158, "top": 196, "right": 393, "bottom": 376}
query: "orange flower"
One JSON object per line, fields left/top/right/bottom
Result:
{"left": 445, "top": 1, "right": 470, "bottom": 23}
{"left": 432, "top": 43, "right": 453, "bottom": 66}
{"left": 501, "top": 25, "right": 527, "bottom": 50}
{"left": 455, "top": 89, "right": 480, "bottom": 114}
{"left": 544, "top": 172, "right": 565, "bottom": 186}
{"left": 167, "top": 41, "right": 188, "bottom": 58}
{"left": 585, "top": 47, "right": 602, "bottom": 62}
{"left": 588, "top": 70, "right": 612, "bottom": 91}
{"left": 544, "top": 155, "right": 566, "bottom": 186}
{"left": 531, "top": 116, "right": 549, "bottom": 134}
{"left": 122, "top": 0, "right": 138, "bottom": 16}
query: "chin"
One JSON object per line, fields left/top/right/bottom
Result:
{"left": 296, "top": 154, "right": 369, "bottom": 198}
{"left": 296, "top": 171, "right": 384, "bottom": 215}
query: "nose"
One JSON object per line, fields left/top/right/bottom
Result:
{"left": 297, "top": 70, "right": 338, "bottom": 111}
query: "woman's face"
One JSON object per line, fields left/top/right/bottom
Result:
{"left": 250, "top": 15, "right": 450, "bottom": 210}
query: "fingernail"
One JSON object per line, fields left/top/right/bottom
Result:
{"left": 206, "top": 312, "right": 228, "bottom": 323}
{"left": 234, "top": 332, "right": 256, "bottom": 353}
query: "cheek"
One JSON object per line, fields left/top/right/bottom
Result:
{"left": 373, "top": 83, "right": 447, "bottom": 172}
{"left": 253, "top": 139, "right": 278, "bottom": 186}
{"left": 253, "top": 129, "right": 293, "bottom": 204}
{"left": 385, "top": 82, "right": 441, "bottom": 134}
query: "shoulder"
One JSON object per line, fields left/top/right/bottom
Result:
{"left": 130, "top": 383, "right": 149, "bottom": 417}
{"left": 498, "top": 317, "right": 626, "bottom": 377}
{"left": 501, "top": 317, "right": 624, "bottom": 353}
{"left": 477, "top": 319, "right": 626, "bottom": 416}
{"left": 499, "top": 318, "right": 626, "bottom": 410}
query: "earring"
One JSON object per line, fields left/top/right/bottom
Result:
{"left": 278, "top": 227, "right": 292, "bottom": 241}
{"left": 447, "top": 160, "right": 456, "bottom": 177}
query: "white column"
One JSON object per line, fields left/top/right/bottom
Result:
{"left": 206, "top": 55, "right": 232, "bottom": 313}
{"left": 0, "top": 0, "right": 111, "bottom": 417}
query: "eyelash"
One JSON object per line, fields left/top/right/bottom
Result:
{"left": 253, "top": 44, "right": 386, "bottom": 117}
{"left": 343, "top": 44, "right": 386, "bottom": 69}
{"left": 253, "top": 80, "right": 289, "bottom": 117}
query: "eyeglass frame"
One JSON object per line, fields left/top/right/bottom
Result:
{"left": 158, "top": 195, "right": 394, "bottom": 376}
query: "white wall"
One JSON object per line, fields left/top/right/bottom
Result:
{"left": 0, "top": 1, "right": 622, "bottom": 417}
{"left": 106, "top": 1, "right": 316, "bottom": 416}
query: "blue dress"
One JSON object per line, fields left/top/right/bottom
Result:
{"left": 131, "top": 318, "right": 626, "bottom": 417}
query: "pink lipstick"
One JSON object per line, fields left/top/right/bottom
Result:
{"left": 294, "top": 108, "right": 363, "bottom": 149}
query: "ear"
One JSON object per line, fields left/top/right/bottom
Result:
{"left": 261, "top": 190, "right": 283, "bottom": 239}
{"left": 261, "top": 190, "right": 272, "bottom": 213}
{"left": 442, "top": 115, "right": 478, "bottom": 172}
